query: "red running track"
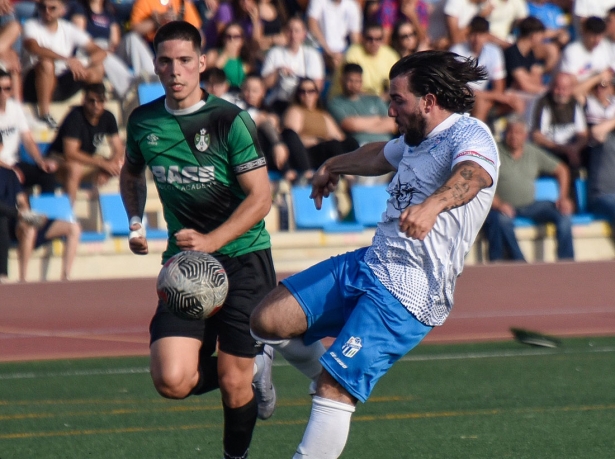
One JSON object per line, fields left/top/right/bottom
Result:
{"left": 1, "top": 261, "right": 615, "bottom": 362}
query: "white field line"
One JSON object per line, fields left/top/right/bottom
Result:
{"left": 1, "top": 345, "right": 614, "bottom": 381}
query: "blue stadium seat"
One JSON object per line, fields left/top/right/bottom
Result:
{"left": 513, "top": 177, "right": 595, "bottom": 226}
{"left": 99, "top": 193, "right": 167, "bottom": 239}
{"left": 29, "top": 194, "right": 106, "bottom": 242}
{"left": 291, "top": 185, "right": 363, "bottom": 232}
{"left": 137, "top": 82, "right": 165, "bottom": 105}
{"left": 350, "top": 184, "right": 389, "bottom": 227}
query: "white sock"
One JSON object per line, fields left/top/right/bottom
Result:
{"left": 292, "top": 396, "right": 355, "bottom": 459}
{"left": 274, "top": 337, "right": 325, "bottom": 382}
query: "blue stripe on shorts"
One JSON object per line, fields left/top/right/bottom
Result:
{"left": 281, "top": 247, "right": 433, "bottom": 402}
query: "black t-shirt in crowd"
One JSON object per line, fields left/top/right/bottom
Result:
{"left": 503, "top": 44, "right": 541, "bottom": 89}
{"left": 50, "top": 106, "right": 119, "bottom": 156}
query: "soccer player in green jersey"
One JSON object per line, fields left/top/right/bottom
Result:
{"left": 119, "top": 21, "right": 277, "bottom": 459}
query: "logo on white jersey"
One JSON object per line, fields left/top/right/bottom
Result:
{"left": 341, "top": 336, "right": 362, "bottom": 358}
{"left": 195, "top": 128, "right": 210, "bottom": 152}
{"left": 146, "top": 134, "right": 159, "bottom": 146}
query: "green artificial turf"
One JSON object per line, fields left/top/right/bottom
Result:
{"left": 1, "top": 337, "right": 614, "bottom": 458}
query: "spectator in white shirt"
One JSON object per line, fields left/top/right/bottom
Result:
{"left": 560, "top": 16, "right": 614, "bottom": 100}
{"left": 306, "top": 0, "right": 362, "bottom": 70}
{"left": 451, "top": 16, "right": 524, "bottom": 121}
{"left": 261, "top": 16, "right": 325, "bottom": 115}
{"left": 21, "top": 0, "right": 106, "bottom": 129}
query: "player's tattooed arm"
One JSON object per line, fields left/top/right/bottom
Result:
{"left": 431, "top": 161, "right": 492, "bottom": 212}
{"left": 119, "top": 159, "right": 148, "bottom": 221}
{"left": 398, "top": 160, "right": 492, "bottom": 240}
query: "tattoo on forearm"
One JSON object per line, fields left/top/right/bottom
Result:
{"left": 434, "top": 162, "right": 491, "bottom": 211}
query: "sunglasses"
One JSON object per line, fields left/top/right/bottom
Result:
{"left": 85, "top": 97, "right": 105, "bottom": 104}
{"left": 37, "top": 3, "right": 58, "bottom": 11}
{"left": 399, "top": 32, "right": 416, "bottom": 40}
{"left": 0, "top": 86, "right": 11, "bottom": 92}
{"left": 225, "top": 33, "right": 243, "bottom": 40}
{"left": 365, "top": 35, "right": 383, "bottom": 42}
{"left": 298, "top": 88, "right": 318, "bottom": 95}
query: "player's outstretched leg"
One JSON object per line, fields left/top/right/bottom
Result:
{"left": 293, "top": 371, "right": 356, "bottom": 459}
{"left": 252, "top": 344, "right": 276, "bottom": 420}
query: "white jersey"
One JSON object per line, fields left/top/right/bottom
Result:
{"left": 365, "top": 114, "right": 499, "bottom": 326}
{"left": 0, "top": 99, "right": 31, "bottom": 167}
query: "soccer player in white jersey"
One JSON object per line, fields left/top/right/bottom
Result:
{"left": 250, "top": 50, "right": 500, "bottom": 458}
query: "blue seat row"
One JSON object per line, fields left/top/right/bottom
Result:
{"left": 29, "top": 193, "right": 167, "bottom": 243}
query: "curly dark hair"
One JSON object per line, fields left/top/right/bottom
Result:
{"left": 389, "top": 50, "right": 488, "bottom": 113}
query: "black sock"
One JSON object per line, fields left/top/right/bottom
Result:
{"left": 223, "top": 396, "right": 258, "bottom": 459}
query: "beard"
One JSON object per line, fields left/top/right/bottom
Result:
{"left": 403, "top": 108, "right": 427, "bottom": 146}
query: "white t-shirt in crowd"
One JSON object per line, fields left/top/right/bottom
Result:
{"left": 307, "top": 0, "right": 362, "bottom": 53}
{"left": 365, "top": 114, "right": 499, "bottom": 326}
{"left": 573, "top": 0, "right": 615, "bottom": 18}
{"left": 560, "top": 39, "right": 613, "bottom": 82}
{"left": 0, "top": 99, "right": 32, "bottom": 167}
{"left": 23, "top": 18, "right": 92, "bottom": 75}
{"left": 261, "top": 45, "right": 325, "bottom": 103}
{"left": 450, "top": 42, "right": 506, "bottom": 90}
{"left": 444, "top": 0, "right": 484, "bottom": 29}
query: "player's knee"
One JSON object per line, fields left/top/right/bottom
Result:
{"left": 151, "top": 370, "right": 194, "bottom": 399}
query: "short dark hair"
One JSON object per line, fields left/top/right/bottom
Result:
{"left": 83, "top": 83, "right": 106, "bottom": 99}
{"left": 201, "top": 67, "right": 227, "bottom": 84}
{"left": 518, "top": 16, "right": 546, "bottom": 38}
{"left": 363, "top": 22, "right": 383, "bottom": 36}
{"left": 153, "top": 20, "right": 202, "bottom": 55}
{"left": 583, "top": 16, "right": 607, "bottom": 35}
{"left": 389, "top": 51, "right": 487, "bottom": 113}
{"left": 342, "top": 63, "right": 363, "bottom": 75}
{"left": 468, "top": 16, "right": 490, "bottom": 34}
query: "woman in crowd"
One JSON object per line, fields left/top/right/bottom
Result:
{"left": 206, "top": 21, "right": 255, "bottom": 90}
{"left": 282, "top": 77, "right": 358, "bottom": 170}
{"left": 390, "top": 19, "right": 423, "bottom": 57}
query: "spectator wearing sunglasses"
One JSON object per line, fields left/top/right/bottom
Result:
{"left": 329, "top": 23, "right": 400, "bottom": 101}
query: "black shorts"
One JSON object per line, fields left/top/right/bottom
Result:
{"left": 150, "top": 248, "right": 276, "bottom": 358}
{"left": 23, "top": 69, "right": 83, "bottom": 103}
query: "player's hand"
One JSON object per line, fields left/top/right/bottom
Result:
{"left": 40, "top": 158, "right": 58, "bottom": 174}
{"left": 399, "top": 202, "right": 438, "bottom": 240}
{"left": 128, "top": 222, "right": 148, "bottom": 255}
{"left": 175, "top": 228, "right": 219, "bottom": 253}
{"left": 310, "top": 164, "right": 339, "bottom": 210}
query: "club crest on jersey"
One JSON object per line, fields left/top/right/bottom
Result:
{"left": 195, "top": 128, "right": 210, "bottom": 152}
{"left": 147, "top": 134, "right": 159, "bottom": 146}
{"left": 341, "top": 336, "right": 362, "bottom": 358}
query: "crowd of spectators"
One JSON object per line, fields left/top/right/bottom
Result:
{"left": 4, "top": 0, "right": 615, "bottom": 278}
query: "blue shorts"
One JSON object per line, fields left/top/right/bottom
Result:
{"left": 282, "top": 247, "right": 433, "bottom": 403}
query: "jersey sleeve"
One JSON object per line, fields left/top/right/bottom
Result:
{"left": 383, "top": 135, "right": 405, "bottom": 168}
{"left": 227, "top": 111, "right": 266, "bottom": 175}
{"left": 451, "top": 121, "right": 499, "bottom": 185}
{"left": 125, "top": 115, "right": 146, "bottom": 167}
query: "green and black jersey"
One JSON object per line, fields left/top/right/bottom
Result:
{"left": 125, "top": 93, "right": 270, "bottom": 262}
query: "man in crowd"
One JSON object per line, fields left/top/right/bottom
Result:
{"left": 21, "top": 0, "right": 106, "bottom": 129}
{"left": 0, "top": 69, "right": 58, "bottom": 194}
{"left": 483, "top": 115, "right": 574, "bottom": 261}
{"left": 48, "top": 83, "right": 124, "bottom": 204}
{"left": 328, "top": 63, "right": 397, "bottom": 147}
{"left": 531, "top": 72, "right": 589, "bottom": 174}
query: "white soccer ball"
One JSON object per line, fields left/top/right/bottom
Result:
{"left": 156, "top": 251, "right": 229, "bottom": 320}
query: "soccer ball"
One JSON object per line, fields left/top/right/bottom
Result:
{"left": 156, "top": 251, "right": 229, "bottom": 320}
